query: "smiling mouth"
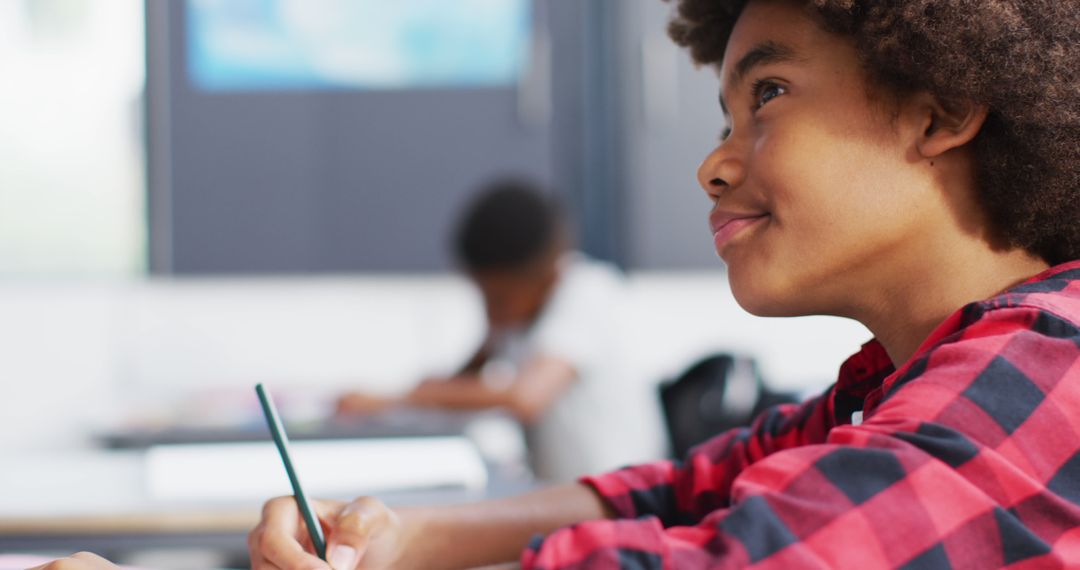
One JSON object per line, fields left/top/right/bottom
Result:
{"left": 711, "top": 214, "right": 770, "bottom": 250}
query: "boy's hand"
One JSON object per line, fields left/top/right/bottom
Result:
{"left": 334, "top": 392, "right": 398, "bottom": 416}
{"left": 28, "top": 552, "right": 120, "bottom": 570}
{"left": 249, "top": 496, "right": 408, "bottom": 570}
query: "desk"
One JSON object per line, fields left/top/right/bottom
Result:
{"left": 99, "top": 408, "right": 480, "bottom": 449}
{"left": 0, "top": 447, "right": 535, "bottom": 563}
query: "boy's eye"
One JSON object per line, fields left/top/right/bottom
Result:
{"left": 751, "top": 80, "right": 786, "bottom": 111}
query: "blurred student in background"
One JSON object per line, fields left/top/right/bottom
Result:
{"left": 336, "top": 178, "right": 664, "bottom": 482}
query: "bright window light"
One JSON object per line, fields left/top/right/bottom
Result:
{"left": 187, "top": 0, "right": 531, "bottom": 91}
{"left": 0, "top": 0, "right": 146, "bottom": 277}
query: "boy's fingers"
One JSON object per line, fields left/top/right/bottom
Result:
{"left": 69, "top": 553, "right": 111, "bottom": 561}
{"left": 312, "top": 497, "right": 345, "bottom": 520}
{"left": 250, "top": 557, "right": 315, "bottom": 570}
{"left": 27, "top": 552, "right": 117, "bottom": 569}
{"left": 249, "top": 559, "right": 284, "bottom": 570}
{"left": 260, "top": 527, "right": 331, "bottom": 568}
{"left": 324, "top": 497, "right": 393, "bottom": 569}
{"left": 253, "top": 496, "right": 332, "bottom": 569}
{"left": 260, "top": 496, "right": 303, "bottom": 534}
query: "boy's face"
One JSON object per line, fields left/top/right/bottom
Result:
{"left": 701, "top": 0, "right": 947, "bottom": 317}
{"left": 471, "top": 259, "right": 559, "bottom": 330}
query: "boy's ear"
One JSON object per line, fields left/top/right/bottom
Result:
{"left": 912, "top": 93, "right": 990, "bottom": 159}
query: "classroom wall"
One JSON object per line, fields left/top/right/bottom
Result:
{"left": 143, "top": 0, "right": 739, "bottom": 274}
{"left": 0, "top": 273, "right": 870, "bottom": 453}
{"left": 0, "top": 1, "right": 870, "bottom": 465}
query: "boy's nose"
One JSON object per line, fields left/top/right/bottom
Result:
{"left": 697, "top": 143, "right": 745, "bottom": 200}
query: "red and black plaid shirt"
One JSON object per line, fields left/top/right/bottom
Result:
{"left": 522, "top": 260, "right": 1080, "bottom": 569}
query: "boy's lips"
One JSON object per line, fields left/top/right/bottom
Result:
{"left": 709, "top": 210, "right": 770, "bottom": 251}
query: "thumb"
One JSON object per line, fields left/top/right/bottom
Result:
{"left": 324, "top": 496, "right": 393, "bottom": 570}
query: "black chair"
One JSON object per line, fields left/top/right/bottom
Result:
{"left": 659, "top": 353, "right": 798, "bottom": 458}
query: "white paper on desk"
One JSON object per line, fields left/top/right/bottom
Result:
{"left": 145, "top": 437, "right": 487, "bottom": 502}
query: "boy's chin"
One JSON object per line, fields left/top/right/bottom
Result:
{"left": 733, "top": 295, "right": 805, "bottom": 318}
{"left": 728, "top": 272, "right": 813, "bottom": 318}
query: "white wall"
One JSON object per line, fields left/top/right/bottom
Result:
{"left": 0, "top": 283, "right": 126, "bottom": 451}
{"left": 0, "top": 273, "right": 870, "bottom": 452}
{"left": 622, "top": 273, "right": 872, "bottom": 391}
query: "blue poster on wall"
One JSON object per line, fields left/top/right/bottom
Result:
{"left": 187, "top": 0, "right": 531, "bottom": 91}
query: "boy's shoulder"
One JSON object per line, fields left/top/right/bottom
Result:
{"left": 868, "top": 260, "right": 1080, "bottom": 418}
{"left": 961, "top": 259, "right": 1080, "bottom": 334}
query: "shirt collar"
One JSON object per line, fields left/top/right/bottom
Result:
{"left": 834, "top": 258, "right": 1080, "bottom": 421}
{"left": 836, "top": 338, "right": 894, "bottom": 396}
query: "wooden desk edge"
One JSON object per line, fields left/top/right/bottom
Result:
{"left": 0, "top": 509, "right": 260, "bottom": 535}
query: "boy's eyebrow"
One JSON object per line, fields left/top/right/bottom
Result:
{"left": 732, "top": 40, "right": 799, "bottom": 85}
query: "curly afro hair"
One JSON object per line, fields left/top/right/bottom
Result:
{"left": 666, "top": 0, "right": 1080, "bottom": 265}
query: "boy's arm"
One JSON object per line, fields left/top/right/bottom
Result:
{"left": 524, "top": 431, "right": 950, "bottom": 570}
{"left": 334, "top": 337, "right": 496, "bottom": 415}
{"left": 454, "top": 338, "right": 495, "bottom": 376}
{"left": 250, "top": 482, "right": 611, "bottom": 569}
{"left": 406, "top": 354, "right": 577, "bottom": 423}
{"left": 395, "top": 483, "right": 613, "bottom": 568}
{"left": 589, "top": 391, "right": 835, "bottom": 527}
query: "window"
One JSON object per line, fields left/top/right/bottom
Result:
{"left": 0, "top": 0, "right": 146, "bottom": 277}
{"left": 187, "top": 0, "right": 530, "bottom": 91}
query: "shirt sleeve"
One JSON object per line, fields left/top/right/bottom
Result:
{"left": 580, "top": 392, "right": 836, "bottom": 527}
{"left": 521, "top": 431, "right": 997, "bottom": 570}
{"left": 522, "top": 304, "right": 1080, "bottom": 569}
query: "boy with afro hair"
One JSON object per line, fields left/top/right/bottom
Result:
{"left": 244, "top": 1, "right": 1080, "bottom": 568}
{"left": 46, "top": 0, "right": 1080, "bottom": 568}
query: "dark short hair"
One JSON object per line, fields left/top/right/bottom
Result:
{"left": 666, "top": 0, "right": 1080, "bottom": 265}
{"left": 453, "top": 179, "right": 562, "bottom": 272}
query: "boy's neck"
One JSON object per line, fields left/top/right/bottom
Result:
{"left": 854, "top": 242, "right": 1049, "bottom": 368}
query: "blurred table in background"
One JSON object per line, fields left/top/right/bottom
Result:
{"left": 0, "top": 409, "right": 534, "bottom": 567}
{"left": 98, "top": 407, "right": 479, "bottom": 448}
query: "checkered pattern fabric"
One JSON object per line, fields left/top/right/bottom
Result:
{"left": 522, "top": 260, "right": 1080, "bottom": 569}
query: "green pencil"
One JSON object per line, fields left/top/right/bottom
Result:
{"left": 255, "top": 383, "right": 327, "bottom": 560}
